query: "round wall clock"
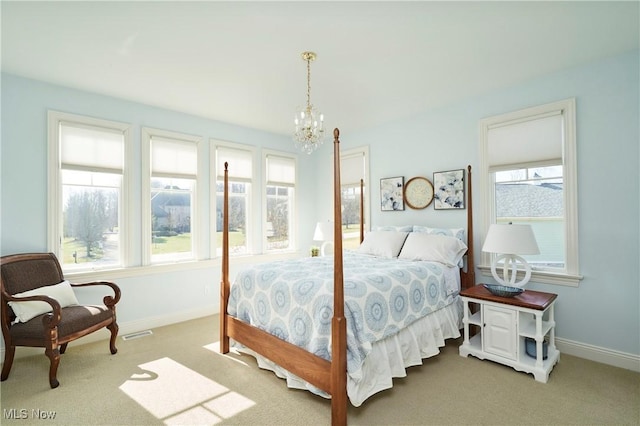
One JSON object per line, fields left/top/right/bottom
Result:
{"left": 404, "top": 176, "right": 434, "bottom": 209}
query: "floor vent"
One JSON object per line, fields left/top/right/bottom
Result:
{"left": 122, "top": 330, "right": 153, "bottom": 341}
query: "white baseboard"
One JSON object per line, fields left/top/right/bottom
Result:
{"left": 1, "top": 305, "right": 217, "bottom": 362}
{"left": 116, "top": 305, "right": 217, "bottom": 339}
{"left": 3, "top": 311, "right": 638, "bottom": 374}
{"left": 555, "top": 337, "right": 640, "bottom": 372}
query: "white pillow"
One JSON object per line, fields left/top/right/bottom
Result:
{"left": 372, "top": 225, "right": 413, "bottom": 232}
{"left": 413, "top": 225, "right": 465, "bottom": 241}
{"left": 357, "top": 231, "right": 409, "bottom": 258}
{"left": 8, "top": 280, "right": 79, "bottom": 323}
{"left": 398, "top": 233, "right": 468, "bottom": 267}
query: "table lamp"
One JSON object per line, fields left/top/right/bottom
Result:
{"left": 313, "top": 221, "right": 334, "bottom": 256}
{"left": 482, "top": 223, "right": 540, "bottom": 288}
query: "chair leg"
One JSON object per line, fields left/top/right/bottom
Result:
{"left": 1, "top": 345, "right": 15, "bottom": 381}
{"left": 107, "top": 321, "right": 119, "bottom": 355}
{"left": 45, "top": 345, "right": 61, "bottom": 389}
{"left": 59, "top": 343, "right": 68, "bottom": 354}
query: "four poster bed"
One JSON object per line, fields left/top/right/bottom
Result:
{"left": 220, "top": 128, "right": 475, "bottom": 425}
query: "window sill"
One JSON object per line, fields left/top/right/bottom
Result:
{"left": 477, "top": 265, "right": 583, "bottom": 287}
{"left": 64, "top": 251, "right": 304, "bottom": 282}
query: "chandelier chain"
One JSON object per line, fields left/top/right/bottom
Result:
{"left": 306, "top": 56, "right": 311, "bottom": 112}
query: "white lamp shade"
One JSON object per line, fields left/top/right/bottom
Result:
{"left": 313, "top": 221, "right": 334, "bottom": 242}
{"left": 482, "top": 224, "right": 540, "bottom": 255}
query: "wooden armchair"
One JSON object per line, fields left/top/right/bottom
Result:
{"left": 1, "top": 252, "right": 121, "bottom": 388}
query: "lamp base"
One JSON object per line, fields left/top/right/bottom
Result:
{"left": 320, "top": 241, "right": 334, "bottom": 257}
{"left": 483, "top": 284, "right": 524, "bottom": 298}
{"left": 490, "top": 254, "right": 532, "bottom": 288}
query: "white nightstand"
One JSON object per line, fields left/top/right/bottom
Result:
{"left": 459, "top": 285, "right": 560, "bottom": 383}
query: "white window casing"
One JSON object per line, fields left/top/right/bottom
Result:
{"left": 141, "top": 127, "right": 201, "bottom": 265}
{"left": 212, "top": 140, "right": 256, "bottom": 256}
{"left": 264, "top": 151, "right": 297, "bottom": 253}
{"left": 48, "top": 111, "right": 131, "bottom": 270}
{"left": 479, "top": 98, "right": 581, "bottom": 286}
{"left": 340, "top": 146, "right": 370, "bottom": 249}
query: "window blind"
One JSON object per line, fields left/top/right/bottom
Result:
{"left": 216, "top": 146, "right": 253, "bottom": 181}
{"left": 151, "top": 136, "right": 197, "bottom": 179}
{"left": 60, "top": 122, "right": 124, "bottom": 173}
{"left": 341, "top": 151, "right": 365, "bottom": 186}
{"left": 266, "top": 155, "right": 295, "bottom": 187}
{"left": 487, "top": 111, "right": 563, "bottom": 172}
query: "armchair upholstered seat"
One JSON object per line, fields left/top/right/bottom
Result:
{"left": 1, "top": 253, "right": 121, "bottom": 388}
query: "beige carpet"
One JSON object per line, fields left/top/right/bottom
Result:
{"left": 1, "top": 315, "right": 638, "bottom": 425}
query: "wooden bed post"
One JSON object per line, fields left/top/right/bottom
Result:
{"left": 359, "top": 179, "right": 365, "bottom": 244}
{"left": 331, "top": 128, "right": 348, "bottom": 426}
{"left": 465, "top": 165, "right": 475, "bottom": 289}
{"left": 220, "top": 162, "right": 230, "bottom": 353}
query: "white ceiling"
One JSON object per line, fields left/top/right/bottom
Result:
{"left": 2, "top": 1, "right": 638, "bottom": 137}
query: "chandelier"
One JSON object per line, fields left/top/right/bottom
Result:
{"left": 293, "top": 51, "right": 325, "bottom": 154}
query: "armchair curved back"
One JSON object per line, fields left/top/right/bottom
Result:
{"left": 1, "top": 252, "right": 64, "bottom": 295}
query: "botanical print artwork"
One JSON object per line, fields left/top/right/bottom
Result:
{"left": 434, "top": 169, "right": 465, "bottom": 209}
{"left": 380, "top": 177, "right": 404, "bottom": 211}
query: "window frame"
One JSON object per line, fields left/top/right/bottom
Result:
{"left": 47, "top": 110, "right": 132, "bottom": 271}
{"left": 141, "top": 127, "right": 202, "bottom": 265}
{"left": 211, "top": 140, "right": 257, "bottom": 257}
{"left": 479, "top": 98, "right": 581, "bottom": 286}
{"left": 340, "top": 146, "right": 370, "bottom": 248}
{"left": 262, "top": 149, "right": 297, "bottom": 254}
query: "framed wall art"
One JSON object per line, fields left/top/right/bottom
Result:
{"left": 433, "top": 169, "right": 465, "bottom": 209}
{"left": 380, "top": 176, "right": 404, "bottom": 211}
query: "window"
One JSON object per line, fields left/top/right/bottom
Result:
{"left": 341, "top": 147, "right": 369, "bottom": 250}
{"left": 213, "top": 142, "right": 255, "bottom": 256}
{"left": 142, "top": 128, "right": 200, "bottom": 264}
{"left": 48, "top": 111, "right": 130, "bottom": 271}
{"left": 479, "top": 98, "right": 580, "bottom": 286}
{"left": 495, "top": 166, "right": 564, "bottom": 268}
{"left": 264, "top": 152, "right": 296, "bottom": 252}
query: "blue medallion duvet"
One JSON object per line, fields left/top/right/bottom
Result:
{"left": 228, "top": 251, "right": 460, "bottom": 376}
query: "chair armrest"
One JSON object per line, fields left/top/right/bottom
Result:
{"left": 70, "top": 281, "right": 121, "bottom": 307}
{"left": 1, "top": 290, "right": 62, "bottom": 327}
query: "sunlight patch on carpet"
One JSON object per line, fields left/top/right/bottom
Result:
{"left": 203, "top": 391, "right": 256, "bottom": 418}
{"left": 119, "top": 357, "right": 255, "bottom": 424}
{"left": 164, "top": 406, "right": 222, "bottom": 425}
{"left": 203, "top": 341, "right": 249, "bottom": 366}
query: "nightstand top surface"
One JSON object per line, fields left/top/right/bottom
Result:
{"left": 460, "top": 285, "right": 557, "bottom": 310}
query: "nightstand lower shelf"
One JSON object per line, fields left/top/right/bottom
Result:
{"left": 460, "top": 333, "right": 560, "bottom": 382}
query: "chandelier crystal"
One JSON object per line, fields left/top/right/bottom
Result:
{"left": 294, "top": 51, "right": 325, "bottom": 154}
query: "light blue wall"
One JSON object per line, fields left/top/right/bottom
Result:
{"left": 0, "top": 74, "right": 320, "bottom": 327}
{"left": 330, "top": 50, "right": 639, "bottom": 356}
{"left": 2, "top": 50, "right": 638, "bottom": 357}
